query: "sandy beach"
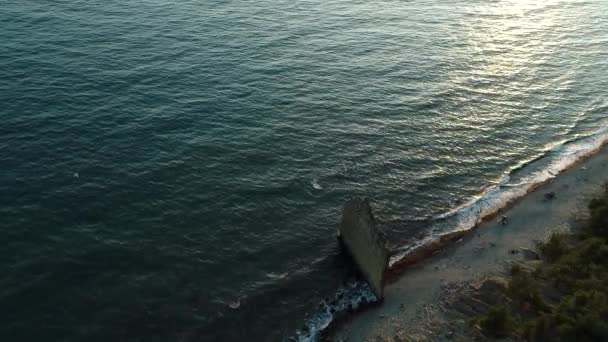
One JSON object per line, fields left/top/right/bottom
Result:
{"left": 326, "top": 144, "right": 608, "bottom": 341}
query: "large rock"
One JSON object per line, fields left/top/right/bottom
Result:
{"left": 519, "top": 247, "right": 541, "bottom": 260}
{"left": 339, "top": 198, "right": 390, "bottom": 299}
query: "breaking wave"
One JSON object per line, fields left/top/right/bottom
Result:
{"left": 390, "top": 121, "right": 608, "bottom": 265}
{"left": 296, "top": 121, "right": 608, "bottom": 341}
{"left": 293, "top": 281, "right": 377, "bottom": 342}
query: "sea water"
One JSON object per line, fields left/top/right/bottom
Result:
{"left": 1, "top": 0, "right": 607, "bottom": 340}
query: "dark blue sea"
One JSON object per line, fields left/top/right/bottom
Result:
{"left": 1, "top": 0, "right": 607, "bottom": 340}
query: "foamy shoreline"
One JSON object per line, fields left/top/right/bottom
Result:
{"left": 324, "top": 141, "right": 608, "bottom": 341}
{"left": 294, "top": 130, "right": 608, "bottom": 342}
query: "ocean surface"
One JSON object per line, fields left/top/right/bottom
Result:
{"left": 1, "top": 0, "right": 607, "bottom": 340}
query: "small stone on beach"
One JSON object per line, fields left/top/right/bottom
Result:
{"left": 499, "top": 215, "right": 508, "bottom": 225}
{"left": 519, "top": 247, "right": 541, "bottom": 260}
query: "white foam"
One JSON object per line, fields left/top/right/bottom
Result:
{"left": 390, "top": 123, "right": 608, "bottom": 266}
{"left": 293, "top": 282, "right": 376, "bottom": 342}
{"left": 266, "top": 272, "right": 288, "bottom": 279}
{"left": 228, "top": 299, "right": 240, "bottom": 309}
{"left": 294, "top": 122, "right": 608, "bottom": 338}
{"left": 311, "top": 178, "right": 323, "bottom": 190}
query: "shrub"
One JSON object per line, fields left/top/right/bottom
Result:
{"left": 523, "top": 314, "right": 553, "bottom": 342}
{"left": 511, "top": 263, "right": 522, "bottom": 275}
{"left": 554, "top": 290, "right": 608, "bottom": 342}
{"left": 539, "top": 232, "right": 569, "bottom": 262}
{"left": 479, "top": 305, "right": 517, "bottom": 338}
{"left": 547, "top": 237, "right": 608, "bottom": 289}
{"left": 470, "top": 186, "right": 608, "bottom": 340}
{"left": 588, "top": 187, "right": 608, "bottom": 238}
{"left": 509, "top": 270, "right": 547, "bottom": 312}
{"left": 577, "top": 237, "right": 608, "bottom": 265}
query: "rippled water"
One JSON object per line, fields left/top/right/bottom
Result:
{"left": 1, "top": 0, "right": 607, "bottom": 340}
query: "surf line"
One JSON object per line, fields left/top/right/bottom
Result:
{"left": 387, "top": 129, "right": 608, "bottom": 280}
{"left": 296, "top": 126, "right": 608, "bottom": 341}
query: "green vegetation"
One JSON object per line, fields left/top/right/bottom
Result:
{"left": 538, "top": 232, "right": 569, "bottom": 263}
{"left": 508, "top": 266, "right": 547, "bottom": 313}
{"left": 479, "top": 305, "right": 517, "bottom": 338}
{"left": 475, "top": 186, "right": 608, "bottom": 341}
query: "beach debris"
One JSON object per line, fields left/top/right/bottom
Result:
{"left": 228, "top": 299, "right": 240, "bottom": 309}
{"left": 544, "top": 191, "right": 556, "bottom": 201}
{"left": 499, "top": 215, "right": 508, "bottom": 225}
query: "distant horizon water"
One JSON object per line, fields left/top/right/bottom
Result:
{"left": 1, "top": 0, "right": 607, "bottom": 341}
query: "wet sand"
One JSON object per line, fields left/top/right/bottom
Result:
{"left": 326, "top": 145, "right": 608, "bottom": 341}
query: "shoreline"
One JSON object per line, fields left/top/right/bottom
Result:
{"left": 387, "top": 137, "right": 608, "bottom": 278}
{"left": 324, "top": 142, "right": 608, "bottom": 341}
{"left": 385, "top": 138, "right": 608, "bottom": 280}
